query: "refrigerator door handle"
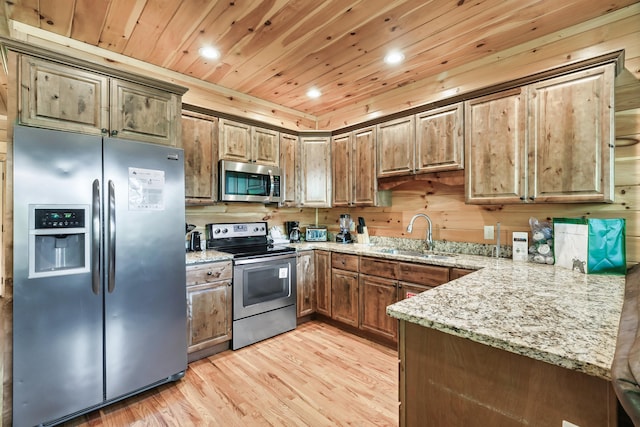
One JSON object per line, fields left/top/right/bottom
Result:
{"left": 107, "top": 180, "right": 116, "bottom": 293}
{"left": 92, "top": 179, "right": 101, "bottom": 295}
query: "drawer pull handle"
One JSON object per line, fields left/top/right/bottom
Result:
{"left": 207, "top": 271, "right": 213, "bottom": 276}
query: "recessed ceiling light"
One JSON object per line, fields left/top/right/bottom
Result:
{"left": 307, "top": 88, "right": 322, "bottom": 99}
{"left": 199, "top": 46, "right": 220, "bottom": 60}
{"left": 384, "top": 50, "right": 405, "bottom": 65}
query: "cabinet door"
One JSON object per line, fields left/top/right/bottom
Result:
{"left": 465, "top": 88, "right": 527, "bottom": 204}
{"left": 359, "top": 274, "right": 398, "bottom": 341}
{"left": 450, "top": 268, "right": 475, "bottom": 280}
{"left": 300, "top": 136, "right": 332, "bottom": 207}
{"left": 219, "top": 119, "right": 252, "bottom": 162}
{"left": 20, "top": 55, "right": 109, "bottom": 135}
{"left": 332, "top": 132, "right": 352, "bottom": 207}
{"left": 331, "top": 269, "right": 359, "bottom": 327}
{"left": 279, "top": 132, "right": 299, "bottom": 207}
{"left": 353, "top": 126, "right": 377, "bottom": 206}
{"left": 252, "top": 126, "right": 279, "bottom": 166}
{"left": 187, "top": 280, "right": 232, "bottom": 352}
{"left": 377, "top": 116, "right": 415, "bottom": 177}
{"left": 296, "top": 251, "right": 316, "bottom": 318}
{"left": 182, "top": 112, "right": 218, "bottom": 201}
{"left": 528, "top": 64, "right": 615, "bottom": 203}
{"left": 416, "top": 103, "right": 464, "bottom": 173}
{"left": 110, "top": 78, "right": 180, "bottom": 145}
{"left": 397, "top": 282, "right": 432, "bottom": 300}
{"left": 315, "top": 250, "right": 332, "bottom": 316}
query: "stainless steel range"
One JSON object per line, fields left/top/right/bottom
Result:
{"left": 206, "top": 222, "right": 297, "bottom": 350}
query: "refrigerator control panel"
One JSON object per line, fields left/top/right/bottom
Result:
{"left": 35, "top": 208, "right": 85, "bottom": 229}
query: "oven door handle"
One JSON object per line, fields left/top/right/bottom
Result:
{"left": 234, "top": 253, "right": 296, "bottom": 265}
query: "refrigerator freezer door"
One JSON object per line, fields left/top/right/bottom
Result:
{"left": 13, "top": 126, "right": 104, "bottom": 426}
{"left": 102, "top": 137, "right": 187, "bottom": 400}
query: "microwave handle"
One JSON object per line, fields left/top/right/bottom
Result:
{"left": 268, "top": 170, "right": 275, "bottom": 200}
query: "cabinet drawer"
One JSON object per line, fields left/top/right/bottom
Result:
{"left": 332, "top": 252, "right": 359, "bottom": 271}
{"left": 186, "top": 261, "right": 232, "bottom": 286}
{"left": 450, "top": 268, "right": 475, "bottom": 280}
{"left": 360, "top": 257, "right": 398, "bottom": 279}
{"left": 398, "top": 262, "right": 449, "bottom": 287}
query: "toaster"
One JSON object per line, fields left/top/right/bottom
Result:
{"left": 305, "top": 226, "right": 327, "bottom": 242}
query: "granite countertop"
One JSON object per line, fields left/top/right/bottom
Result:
{"left": 185, "top": 249, "right": 233, "bottom": 264}
{"left": 186, "top": 241, "right": 625, "bottom": 380}
{"left": 387, "top": 259, "right": 625, "bottom": 380}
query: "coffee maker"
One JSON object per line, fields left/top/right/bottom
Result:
{"left": 336, "top": 214, "right": 353, "bottom": 243}
{"left": 285, "top": 221, "right": 301, "bottom": 242}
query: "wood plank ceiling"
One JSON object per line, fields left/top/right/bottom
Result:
{"left": 2, "top": 0, "right": 639, "bottom": 117}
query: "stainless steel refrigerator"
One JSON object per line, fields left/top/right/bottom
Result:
{"left": 12, "top": 125, "right": 187, "bottom": 426}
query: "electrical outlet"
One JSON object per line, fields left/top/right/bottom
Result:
{"left": 562, "top": 421, "right": 579, "bottom": 427}
{"left": 483, "top": 225, "right": 494, "bottom": 240}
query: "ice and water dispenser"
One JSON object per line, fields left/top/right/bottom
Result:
{"left": 28, "top": 205, "right": 91, "bottom": 278}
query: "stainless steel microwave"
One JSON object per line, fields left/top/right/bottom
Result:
{"left": 219, "top": 160, "right": 282, "bottom": 203}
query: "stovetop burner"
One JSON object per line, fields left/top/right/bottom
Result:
{"left": 205, "top": 221, "right": 295, "bottom": 259}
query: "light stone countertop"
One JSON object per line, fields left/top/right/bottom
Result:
{"left": 186, "top": 241, "right": 625, "bottom": 380}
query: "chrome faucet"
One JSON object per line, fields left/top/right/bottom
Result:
{"left": 407, "top": 213, "right": 433, "bottom": 251}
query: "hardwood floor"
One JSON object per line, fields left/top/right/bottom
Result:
{"left": 62, "top": 321, "right": 399, "bottom": 426}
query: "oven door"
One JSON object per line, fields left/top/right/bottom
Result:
{"left": 233, "top": 253, "right": 296, "bottom": 320}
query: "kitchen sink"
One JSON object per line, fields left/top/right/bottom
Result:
{"left": 372, "top": 247, "right": 456, "bottom": 260}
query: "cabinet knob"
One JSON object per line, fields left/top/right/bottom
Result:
{"left": 207, "top": 271, "right": 213, "bottom": 276}
{"left": 111, "top": 130, "right": 118, "bottom": 137}
{"left": 101, "top": 128, "right": 108, "bottom": 134}
{"left": 529, "top": 196, "right": 535, "bottom": 201}
{"left": 519, "top": 196, "right": 526, "bottom": 201}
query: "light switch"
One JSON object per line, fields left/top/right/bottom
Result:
{"left": 483, "top": 225, "right": 494, "bottom": 240}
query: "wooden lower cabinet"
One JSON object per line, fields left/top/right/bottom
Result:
{"left": 397, "top": 282, "right": 432, "bottom": 300}
{"left": 331, "top": 268, "right": 359, "bottom": 327}
{"left": 186, "top": 261, "right": 233, "bottom": 361}
{"left": 359, "top": 274, "right": 398, "bottom": 341}
{"left": 450, "top": 267, "right": 475, "bottom": 280}
{"left": 315, "top": 250, "right": 332, "bottom": 316}
{"left": 296, "top": 250, "right": 316, "bottom": 318}
{"left": 400, "top": 321, "right": 617, "bottom": 426}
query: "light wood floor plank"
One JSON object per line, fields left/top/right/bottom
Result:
{"left": 62, "top": 321, "right": 398, "bottom": 426}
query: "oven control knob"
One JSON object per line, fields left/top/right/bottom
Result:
{"left": 214, "top": 228, "right": 221, "bottom": 234}
{"left": 222, "top": 228, "right": 228, "bottom": 234}
{"left": 253, "top": 227, "right": 259, "bottom": 232}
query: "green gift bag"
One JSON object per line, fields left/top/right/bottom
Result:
{"left": 553, "top": 218, "right": 626, "bottom": 275}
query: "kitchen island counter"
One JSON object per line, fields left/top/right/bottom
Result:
{"left": 386, "top": 259, "right": 625, "bottom": 380}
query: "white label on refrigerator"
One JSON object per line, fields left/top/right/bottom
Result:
{"left": 128, "top": 167, "right": 165, "bottom": 210}
{"left": 279, "top": 267, "right": 288, "bottom": 279}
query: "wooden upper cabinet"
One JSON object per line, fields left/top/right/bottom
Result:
{"left": 331, "top": 132, "right": 352, "bottom": 207}
{"left": 299, "top": 135, "right": 332, "bottom": 208}
{"left": 352, "top": 126, "right": 377, "bottom": 205}
{"left": 19, "top": 55, "right": 182, "bottom": 146}
{"left": 279, "top": 132, "right": 299, "bottom": 207}
{"left": 219, "top": 119, "right": 279, "bottom": 166}
{"left": 528, "top": 64, "right": 615, "bottom": 203}
{"left": 110, "top": 78, "right": 181, "bottom": 145}
{"left": 332, "top": 126, "right": 376, "bottom": 207}
{"left": 252, "top": 126, "right": 279, "bottom": 166}
{"left": 182, "top": 111, "right": 218, "bottom": 202}
{"left": 415, "top": 103, "right": 464, "bottom": 173}
{"left": 466, "top": 63, "right": 615, "bottom": 204}
{"left": 377, "top": 116, "right": 415, "bottom": 177}
{"left": 20, "top": 55, "right": 108, "bottom": 134}
{"left": 465, "top": 88, "right": 527, "bottom": 204}
{"left": 219, "top": 119, "right": 252, "bottom": 162}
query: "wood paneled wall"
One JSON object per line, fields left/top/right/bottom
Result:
{"left": 187, "top": 137, "right": 638, "bottom": 265}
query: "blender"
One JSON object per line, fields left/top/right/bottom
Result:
{"left": 336, "top": 214, "right": 353, "bottom": 243}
